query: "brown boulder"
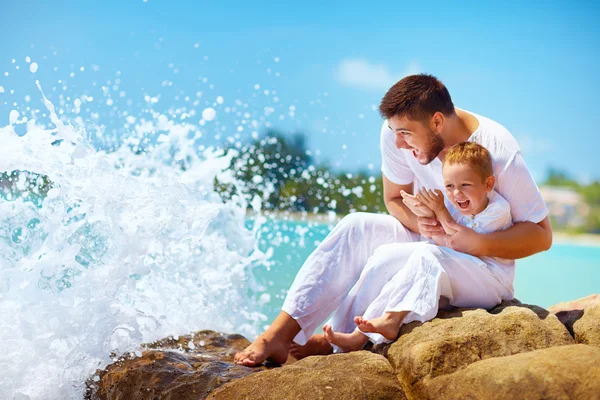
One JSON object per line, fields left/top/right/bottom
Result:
{"left": 86, "top": 330, "right": 267, "bottom": 400}
{"left": 426, "top": 344, "right": 600, "bottom": 399}
{"left": 379, "top": 302, "right": 574, "bottom": 399}
{"left": 547, "top": 294, "right": 600, "bottom": 314}
{"left": 207, "top": 351, "right": 406, "bottom": 400}
{"left": 548, "top": 294, "right": 600, "bottom": 347}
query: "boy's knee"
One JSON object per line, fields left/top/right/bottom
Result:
{"left": 413, "top": 243, "right": 442, "bottom": 258}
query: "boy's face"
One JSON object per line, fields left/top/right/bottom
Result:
{"left": 442, "top": 163, "right": 494, "bottom": 216}
{"left": 388, "top": 114, "right": 445, "bottom": 165}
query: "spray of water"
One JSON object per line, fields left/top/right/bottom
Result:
{"left": 0, "top": 80, "right": 271, "bottom": 399}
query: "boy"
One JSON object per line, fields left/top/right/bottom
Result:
{"left": 322, "top": 142, "right": 514, "bottom": 351}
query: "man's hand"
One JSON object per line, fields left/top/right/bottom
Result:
{"left": 417, "top": 216, "right": 445, "bottom": 239}
{"left": 416, "top": 188, "right": 446, "bottom": 213}
{"left": 444, "top": 220, "right": 485, "bottom": 257}
{"left": 400, "top": 190, "right": 435, "bottom": 218}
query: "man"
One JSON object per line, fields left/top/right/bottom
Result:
{"left": 234, "top": 74, "right": 552, "bottom": 366}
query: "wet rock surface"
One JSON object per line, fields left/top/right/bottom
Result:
{"left": 88, "top": 296, "right": 600, "bottom": 400}
{"left": 85, "top": 330, "right": 268, "bottom": 400}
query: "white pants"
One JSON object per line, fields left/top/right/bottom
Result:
{"left": 281, "top": 212, "right": 514, "bottom": 346}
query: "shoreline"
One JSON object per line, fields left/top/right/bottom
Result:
{"left": 249, "top": 210, "right": 600, "bottom": 247}
{"left": 552, "top": 232, "right": 600, "bottom": 247}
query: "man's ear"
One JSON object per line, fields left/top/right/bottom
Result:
{"left": 485, "top": 175, "right": 496, "bottom": 192}
{"left": 431, "top": 111, "right": 445, "bottom": 133}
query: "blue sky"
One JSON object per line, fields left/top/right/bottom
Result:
{"left": 1, "top": 0, "right": 599, "bottom": 182}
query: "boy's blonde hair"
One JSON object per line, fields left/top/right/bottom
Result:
{"left": 443, "top": 142, "right": 493, "bottom": 181}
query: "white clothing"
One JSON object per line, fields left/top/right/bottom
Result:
{"left": 338, "top": 190, "right": 514, "bottom": 345}
{"left": 380, "top": 110, "right": 548, "bottom": 224}
{"left": 282, "top": 212, "right": 513, "bottom": 347}
{"left": 281, "top": 111, "right": 549, "bottom": 347}
{"left": 282, "top": 213, "right": 421, "bottom": 345}
{"left": 450, "top": 190, "right": 514, "bottom": 272}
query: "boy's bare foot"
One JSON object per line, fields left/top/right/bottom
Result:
{"left": 322, "top": 324, "right": 368, "bottom": 352}
{"left": 354, "top": 314, "right": 402, "bottom": 341}
{"left": 234, "top": 334, "right": 290, "bottom": 367}
{"left": 289, "top": 334, "right": 333, "bottom": 360}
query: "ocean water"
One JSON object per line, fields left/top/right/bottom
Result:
{"left": 252, "top": 219, "right": 600, "bottom": 324}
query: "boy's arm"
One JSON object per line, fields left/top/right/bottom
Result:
{"left": 416, "top": 188, "right": 458, "bottom": 235}
{"left": 433, "top": 207, "right": 458, "bottom": 236}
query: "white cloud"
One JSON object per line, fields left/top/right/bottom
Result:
{"left": 336, "top": 59, "right": 420, "bottom": 91}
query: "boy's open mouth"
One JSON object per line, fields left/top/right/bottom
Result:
{"left": 456, "top": 199, "right": 470, "bottom": 209}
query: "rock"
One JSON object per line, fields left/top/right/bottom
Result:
{"left": 547, "top": 294, "right": 600, "bottom": 314}
{"left": 207, "top": 351, "right": 406, "bottom": 400}
{"left": 426, "top": 344, "right": 600, "bottom": 400}
{"left": 378, "top": 301, "right": 574, "bottom": 399}
{"left": 571, "top": 305, "right": 600, "bottom": 347}
{"left": 86, "top": 330, "right": 267, "bottom": 400}
{"left": 548, "top": 294, "right": 600, "bottom": 347}
{"left": 87, "top": 298, "right": 597, "bottom": 399}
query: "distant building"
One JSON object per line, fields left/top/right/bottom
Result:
{"left": 540, "top": 186, "right": 590, "bottom": 227}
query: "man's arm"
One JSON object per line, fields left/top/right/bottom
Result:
{"left": 382, "top": 174, "right": 421, "bottom": 234}
{"left": 446, "top": 216, "right": 553, "bottom": 259}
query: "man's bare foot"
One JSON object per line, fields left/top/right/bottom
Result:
{"left": 322, "top": 324, "right": 368, "bottom": 352}
{"left": 354, "top": 314, "right": 402, "bottom": 341}
{"left": 234, "top": 334, "right": 290, "bottom": 367}
{"left": 289, "top": 334, "right": 333, "bottom": 360}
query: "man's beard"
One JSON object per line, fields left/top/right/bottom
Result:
{"left": 420, "top": 131, "right": 445, "bottom": 165}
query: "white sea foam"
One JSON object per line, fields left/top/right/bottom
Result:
{"left": 202, "top": 107, "right": 216, "bottom": 121}
{"left": 0, "top": 86, "right": 270, "bottom": 399}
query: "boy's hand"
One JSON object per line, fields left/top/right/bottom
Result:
{"left": 416, "top": 188, "right": 446, "bottom": 213}
{"left": 401, "top": 190, "right": 435, "bottom": 218}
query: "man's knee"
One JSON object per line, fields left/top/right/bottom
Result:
{"left": 337, "top": 212, "right": 373, "bottom": 232}
{"left": 362, "top": 243, "right": 410, "bottom": 278}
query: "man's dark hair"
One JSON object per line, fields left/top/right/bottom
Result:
{"left": 379, "top": 74, "right": 455, "bottom": 121}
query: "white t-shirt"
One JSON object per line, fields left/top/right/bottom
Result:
{"left": 449, "top": 190, "right": 514, "bottom": 268}
{"left": 380, "top": 110, "right": 548, "bottom": 224}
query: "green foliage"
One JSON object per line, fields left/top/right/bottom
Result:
{"left": 543, "top": 167, "right": 600, "bottom": 233}
{"left": 544, "top": 167, "right": 579, "bottom": 188}
{"left": 216, "top": 130, "right": 386, "bottom": 215}
{"left": 278, "top": 167, "right": 386, "bottom": 214}
{"left": 216, "top": 130, "right": 313, "bottom": 209}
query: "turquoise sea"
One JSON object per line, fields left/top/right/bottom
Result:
{"left": 251, "top": 218, "right": 600, "bottom": 325}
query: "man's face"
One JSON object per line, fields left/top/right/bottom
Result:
{"left": 388, "top": 114, "right": 445, "bottom": 165}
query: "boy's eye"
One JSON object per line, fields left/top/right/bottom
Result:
{"left": 462, "top": 184, "right": 470, "bottom": 187}
{"left": 445, "top": 184, "right": 452, "bottom": 188}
